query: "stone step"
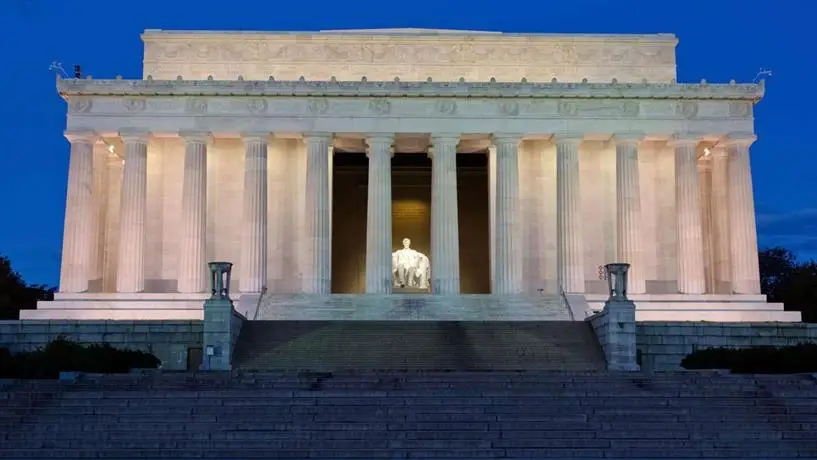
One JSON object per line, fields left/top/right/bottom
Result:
{"left": 232, "top": 321, "right": 606, "bottom": 371}
{"left": 255, "top": 294, "right": 572, "bottom": 321}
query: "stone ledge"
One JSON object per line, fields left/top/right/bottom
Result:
{"left": 57, "top": 78, "right": 764, "bottom": 100}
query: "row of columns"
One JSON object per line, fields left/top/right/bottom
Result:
{"left": 60, "top": 130, "right": 760, "bottom": 296}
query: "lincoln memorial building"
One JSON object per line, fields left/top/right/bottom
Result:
{"left": 23, "top": 28, "right": 799, "bottom": 322}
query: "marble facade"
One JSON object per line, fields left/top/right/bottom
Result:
{"left": 22, "top": 28, "right": 800, "bottom": 322}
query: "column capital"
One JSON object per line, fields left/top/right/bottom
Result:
{"left": 668, "top": 133, "right": 702, "bottom": 147}
{"left": 710, "top": 145, "right": 729, "bottom": 159}
{"left": 614, "top": 132, "right": 645, "bottom": 145}
{"left": 431, "top": 134, "right": 462, "bottom": 145}
{"left": 64, "top": 130, "right": 98, "bottom": 144}
{"left": 719, "top": 133, "right": 757, "bottom": 148}
{"left": 118, "top": 129, "right": 151, "bottom": 144}
{"left": 552, "top": 132, "right": 584, "bottom": 145}
{"left": 492, "top": 133, "right": 523, "bottom": 145}
{"left": 303, "top": 132, "right": 334, "bottom": 143}
{"left": 365, "top": 134, "right": 394, "bottom": 157}
{"left": 241, "top": 132, "right": 271, "bottom": 144}
{"left": 179, "top": 131, "right": 212, "bottom": 144}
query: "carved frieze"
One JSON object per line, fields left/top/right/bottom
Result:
{"left": 435, "top": 99, "right": 457, "bottom": 115}
{"left": 307, "top": 98, "right": 329, "bottom": 114}
{"left": 498, "top": 101, "right": 520, "bottom": 116}
{"left": 68, "top": 97, "right": 92, "bottom": 113}
{"left": 728, "top": 101, "right": 751, "bottom": 118}
{"left": 247, "top": 98, "right": 268, "bottom": 114}
{"left": 368, "top": 98, "right": 391, "bottom": 115}
{"left": 186, "top": 98, "right": 208, "bottom": 114}
{"left": 557, "top": 100, "right": 640, "bottom": 117}
{"left": 675, "top": 101, "right": 698, "bottom": 119}
{"left": 123, "top": 98, "right": 147, "bottom": 112}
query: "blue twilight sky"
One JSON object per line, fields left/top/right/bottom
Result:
{"left": 0, "top": 0, "right": 815, "bottom": 286}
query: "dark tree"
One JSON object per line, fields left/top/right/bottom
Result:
{"left": 759, "top": 247, "right": 817, "bottom": 322}
{"left": 0, "top": 255, "right": 55, "bottom": 320}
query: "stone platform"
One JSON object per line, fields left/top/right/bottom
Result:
{"left": 584, "top": 293, "right": 801, "bottom": 322}
{"left": 20, "top": 292, "right": 800, "bottom": 322}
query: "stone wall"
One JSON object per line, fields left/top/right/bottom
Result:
{"left": 141, "top": 30, "right": 678, "bottom": 83}
{"left": 637, "top": 322, "right": 817, "bottom": 371}
{"left": 0, "top": 320, "right": 203, "bottom": 371}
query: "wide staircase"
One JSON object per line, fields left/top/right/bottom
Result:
{"left": 232, "top": 321, "right": 606, "bottom": 371}
{"left": 2, "top": 371, "right": 817, "bottom": 459}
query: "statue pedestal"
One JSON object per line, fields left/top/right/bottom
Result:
{"left": 393, "top": 287, "right": 429, "bottom": 295}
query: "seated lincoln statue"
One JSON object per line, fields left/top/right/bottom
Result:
{"left": 392, "top": 238, "right": 430, "bottom": 289}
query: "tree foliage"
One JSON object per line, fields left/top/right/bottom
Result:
{"left": 759, "top": 247, "right": 817, "bottom": 322}
{"left": 0, "top": 255, "right": 55, "bottom": 320}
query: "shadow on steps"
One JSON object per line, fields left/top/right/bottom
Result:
{"left": 232, "top": 321, "right": 606, "bottom": 372}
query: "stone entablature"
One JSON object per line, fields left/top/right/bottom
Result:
{"left": 59, "top": 79, "right": 761, "bottom": 137}
{"left": 141, "top": 29, "right": 679, "bottom": 83}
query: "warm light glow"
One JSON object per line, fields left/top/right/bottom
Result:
{"left": 108, "top": 145, "right": 115, "bottom": 153}
{"left": 703, "top": 148, "right": 711, "bottom": 157}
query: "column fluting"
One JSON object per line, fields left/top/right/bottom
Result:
{"left": 554, "top": 134, "right": 585, "bottom": 294}
{"left": 615, "top": 133, "right": 646, "bottom": 294}
{"left": 724, "top": 134, "right": 761, "bottom": 294}
{"left": 710, "top": 146, "right": 732, "bottom": 292}
{"left": 493, "top": 134, "right": 522, "bottom": 294}
{"left": 240, "top": 133, "right": 269, "bottom": 293}
{"left": 671, "top": 135, "right": 706, "bottom": 294}
{"left": 698, "top": 155, "right": 716, "bottom": 293}
{"left": 488, "top": 145, "right": 497, "bottom": 292}
{"left": 364, "top": 135, "right": 394, "bottom": 294}
{"left": 60, "top": 131, "right": 97, "bottom": 293}
{"left": 177, "top": 132, "right": 210, "bottom": 293}
{"left": 430, "top": 135, "right": 461, "bottom": 294}
{"left": 116, "top": 131, "right": 150, "bottom": 293}
{"left": 304, "top": 133, "right": 333, "bottom": 294}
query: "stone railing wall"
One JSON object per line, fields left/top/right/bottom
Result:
{"left": 637, "top": 322, "right": 817, "bottom": 371}
{"left": 0, "top": 320, "right": 202, "bottom": 371}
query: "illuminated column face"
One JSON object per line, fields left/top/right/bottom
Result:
{"left": 493, "top": 134, "right": 522, "bottom": 294}
{"left": 554, "top": 134, "right": 584, "bottom": 294}
{"left": 723, "top": 134, "right": 761, "bottom": 294}
{"left": 614, "top": 133, "right": 645, "bottom": 294}
{"left": 671, "top": 134, "right": 706, "bottom": 295}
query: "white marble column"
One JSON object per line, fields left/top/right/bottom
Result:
{"left": 116, "top": 131, "right": 150, "bottom": 293}
{"left": 698, "top": 154, "right": 716, "bottom": 293}
{"left": 430, "top": 135, "right": 461, "bottom": 294}
{"left": 493, "top": 134, "right": 522, "bottom": 294}
{"left": 710, "top": 146, "right": 732, "bottom": 292}
{"left": 554, "top": 135, "right": 584, "bottom": 294}
{"left": 177, "top": 132, "right": 210, "bottom": 293}
{"left": 364, "top": 135, "right": 394, "bottom": 294}
{"left": 487, "top": 145, "right": 497, "bottom": 292}
{"left": 240, "top": 133, "right": 269, "bottom": 293}
{"left": 614, "top": 133, "right": 646, "bottom": 294}
{"left": 671, "top": 134, "right": 706, "bottom": 294}
{"left": 724, "top": 134, "right": 761, "bottom": 294}
{"left": 304, "top": 133, "right": 333, "bottom": 294}
{"left": 89, "top": 141, "right": 109, "bottom": 285}
{"left": 60, "top": 131, "right": 97, "bottom": 293}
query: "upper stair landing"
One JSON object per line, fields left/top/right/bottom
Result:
{"left": 253, "top": 294, "right": 573, "bottom": 321}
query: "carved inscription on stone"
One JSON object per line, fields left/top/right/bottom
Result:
{"left": 247, "top": 98, "right": 268, "bottom": 114}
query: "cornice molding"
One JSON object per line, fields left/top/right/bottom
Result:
{"left": 57, "top": 78, "right": 764, "bottom": 101}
